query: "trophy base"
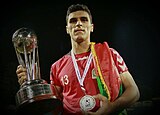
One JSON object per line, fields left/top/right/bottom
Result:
{"left": 15, "top": 79, "right": 63, "bottom": 115}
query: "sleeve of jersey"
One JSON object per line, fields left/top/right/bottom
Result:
{"left": 50, "top": 63, "right": 61, "bottom": 87}
{"left": 110, "top": 48, "right": 128, "bottom": 73}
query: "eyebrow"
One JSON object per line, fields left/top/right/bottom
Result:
{"left": 69, "top": 16, "right": 89, "bottom": 23}
{"left": 69, "top": 18, "right": 77, "bottom": 23}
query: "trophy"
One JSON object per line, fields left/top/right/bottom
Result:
{"left": 12, "top": 27, "right": 62, "bottom": 115}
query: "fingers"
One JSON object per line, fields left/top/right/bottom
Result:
{"left": 16, "top": 65, "right": 26, "bottom": 75}
{"left": 16, "top": 65, "right": 26, "bottom": 74}
{"left": 17, "top": 65, "right": 22, "bottom": 69}
{"left": 83, "top": 94, "right": 110, "bottom": 115}
{"left": 16, "top": 65, "right": 27, "bottom": 85}
{"left": 17, "top": 71, "right": 27, "bottom": 79}
{"left": 93, "top": 94, "right": 108, "bottom": 102}
{"left": 93, "top": 94, "right": 108, "bottom": 109}
{"left": 82, "top": 110, "right": 95, "bottom": 115}
{"left": 18, "top": 76, "right": 27, "bottom": 85}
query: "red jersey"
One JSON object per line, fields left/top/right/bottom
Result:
{"left": 50, "top": 47, "right": 128, "bottom": 115}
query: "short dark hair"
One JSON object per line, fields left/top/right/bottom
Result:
{"left": 66, "top": 4, "right": 92, "bottom": 23}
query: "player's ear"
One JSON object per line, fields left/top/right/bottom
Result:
{"left": 66, "top": 26, "right": 69, "bottom": 34}
{"left": 90, "top": 24, "right": 94, "bottom": 32}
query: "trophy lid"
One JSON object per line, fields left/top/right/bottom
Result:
{"left": 12, "top": 27, "right": 37, "bottom": 54}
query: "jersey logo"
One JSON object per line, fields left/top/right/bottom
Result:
{"left": 92, "top": 69, "right": 97, "bottom": 79}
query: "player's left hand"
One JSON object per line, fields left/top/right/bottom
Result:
{"left": 84, "top": 94, "right": 113, "bottom": 115}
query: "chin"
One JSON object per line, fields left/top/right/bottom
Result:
{"left": 76, "top": 39, "right": 84, "bottom": 43}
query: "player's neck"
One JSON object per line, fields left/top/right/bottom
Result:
{"left": 72, "top": 41, "right": 91, "bottom": 54}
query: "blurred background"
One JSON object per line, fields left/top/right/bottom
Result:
{"left": 0, "top": 0, "right": 159, "bottom": 114}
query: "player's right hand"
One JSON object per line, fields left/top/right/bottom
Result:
{"left": 16, "top": 65, "right": 27, "bottom": 85}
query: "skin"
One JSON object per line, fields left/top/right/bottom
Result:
{"left": 86, "top": 71, "right": 140, "bottom": 115}
{"left": 16, "top": 10, "right": 140, "bottom": 115}
{"left": 66, "top": 11, "right": 94, "bottom": 54}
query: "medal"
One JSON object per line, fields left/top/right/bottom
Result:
{"left": 80, "top": 95, "right": 96, "bottom": 111}
{"left": 71, "top": 50, "right": 96, "bottom": 111}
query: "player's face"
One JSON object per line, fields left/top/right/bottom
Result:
{"left": 66, "top": 11, "right": 93, "bottom": 43}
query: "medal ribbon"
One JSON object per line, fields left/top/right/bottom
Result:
{"left": 71, "top": 50, "right": 92, "bottom": 88}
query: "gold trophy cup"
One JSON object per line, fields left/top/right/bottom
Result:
{"left": 12, "top": 27, "right": 62, "bottom": 115}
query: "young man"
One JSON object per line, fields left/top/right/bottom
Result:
{"left": 16, "top": 4, "right": 140, "bottom": 115}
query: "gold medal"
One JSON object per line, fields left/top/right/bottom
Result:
{"left": 80, "top": 95, "right": 96, "bottom": 111}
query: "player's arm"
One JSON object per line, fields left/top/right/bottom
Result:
{"left": 87, "top": 71, "right": 140, "bottom": 115}
{"left": 106, "top": 70, "right": 140, "bottom": 114}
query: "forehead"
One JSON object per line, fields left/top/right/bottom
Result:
{"left": 68, "top": 11, "right": 90, "bottom": 20}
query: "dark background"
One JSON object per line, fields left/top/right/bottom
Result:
{"left": 0, "top": 0, "right": 159, "bottom": 114}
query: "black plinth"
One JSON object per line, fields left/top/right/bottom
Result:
{"left": 15, "top": 79, "right": 63, "bottom": 115}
